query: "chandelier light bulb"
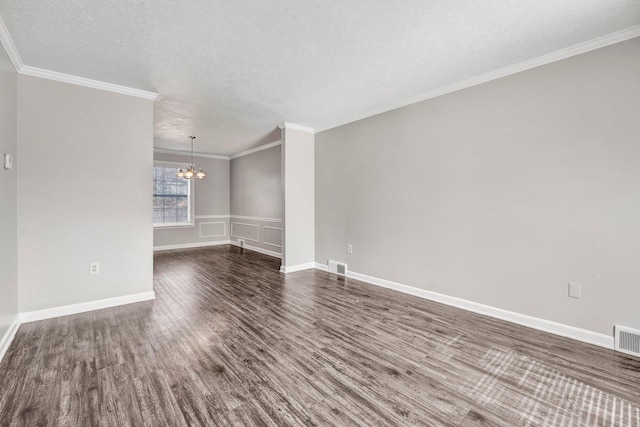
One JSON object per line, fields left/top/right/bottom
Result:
{"left": 184, "top": 167, "right": 195, "bottom": 179}
{"left": 176, "top": 136, "right": 206, "bottom": 180}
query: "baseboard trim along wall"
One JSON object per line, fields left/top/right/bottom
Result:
{"left": 0, "top": 315, "right": 21, "bottom": 364}
{"left": 154, "top": 240, "right": 282, "bottom": 259}
{"left": 230, "top": 241, "right": 282, "bottom": 259}
{"left": 20, "top": 291, "right": 157, "bottom": 324}
{"left": 280, "top": 262, "right": 316, "bottom": 274}
{"left": 314, "top": 262, "right": 329, "bottom": 272}
{"left": 153, "top": 240, "right": 231, "bottom": 251}
{"left": 314, "top": 263, "right": 614, "bottom": 350}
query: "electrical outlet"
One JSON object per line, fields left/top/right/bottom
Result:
{"left": 568, "top": 282, "right": 581, "bottom": 299}
{"left": 347, "top": 244, "right": 353, "bottom": 254}
{"left": 237, "top": 239, "right": 245, "bottom": 248}
{"left": 3, "top": 154, "right": 12, "bottom": 169}
{"left": 90, "top": 262, "right": 100, "bottom": 275}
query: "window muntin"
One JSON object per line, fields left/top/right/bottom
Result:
{"left": 153, "top": 164, "right": 193, "bottom": 227}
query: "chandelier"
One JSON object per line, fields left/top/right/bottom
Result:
{"left": 176, "top": 136, "right": 206, "bottom": 179}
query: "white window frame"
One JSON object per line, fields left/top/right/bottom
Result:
{"left": 153, "top": 160, "right": 195, "bottom": 229}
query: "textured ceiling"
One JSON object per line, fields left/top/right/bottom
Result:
{"left": 1, "top": 0, "right": 640, "bottom": 155}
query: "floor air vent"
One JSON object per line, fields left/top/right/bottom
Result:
{"left": 615, "top": 325, "right": 640, "bottom": 357}
{"left": 328, "top": 260, "right": 347, "bottom": 276}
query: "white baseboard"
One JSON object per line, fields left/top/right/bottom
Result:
{"left": 230, "top": 241, "right": 282, "bottom": 258}
{"left": 0, "top": 315, "right": 21, "bottom": 365}
{"left": 20, "top": 291, "right": 156, "bottom": 324}
{"left": 316, "top": 264, "right": 614, "bottom": 350}
{"left": 154, "top": 240, "right": 231, "bottom": 251}
{"left": 280, "top": 262, "right": 316, "bottom": 273}
{"left": 314, "top": 262, "right": 329, "bottom": 272}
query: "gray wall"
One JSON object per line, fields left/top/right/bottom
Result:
{"left": 230, "top": 144, "right": 282, "bottom": 254}
{"left": 316, "top": 37, "right": 640, "bottom": 336}
{"left": 0, "top": 45, "right": 18, "bottom": 339}
{"left": 18, "top": 75, "right": 154, "bottom": 312}
{"left": 153, "top": 153, "right": 230, "bottom": 248}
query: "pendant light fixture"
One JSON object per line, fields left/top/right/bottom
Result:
{"left": 176, "top": 136, "right": 206, "bottom": 180}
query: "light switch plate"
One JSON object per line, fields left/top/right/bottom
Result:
{"left": 568, "top": 282, "right": 581, "bottom": 299}
{"left": 3, "top": 154, "right": 12, "bottom": 169}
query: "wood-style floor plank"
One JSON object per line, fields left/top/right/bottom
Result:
{"left": 1, "top": 245, "right": 639, "bottom": 426}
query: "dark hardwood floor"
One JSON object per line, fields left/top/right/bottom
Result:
{"left": 1, "top": 245, "right": 639, "bottom": 426}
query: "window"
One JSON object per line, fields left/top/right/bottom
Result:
{"left": 153, "top": 163, "right": 193, "bottom": 227}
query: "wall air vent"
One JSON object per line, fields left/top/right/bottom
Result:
{"left": 615, "top": 325, "right": 640, "bottom": 358}
{"left": 328, "top": 260, "right": 348, "bottom": 276}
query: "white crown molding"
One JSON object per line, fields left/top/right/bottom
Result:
{"left": 315, "top": 24, "right": 640, "bottom": 133}
{"left": 0, "top": 314, "right": 20, "bottom": 365}
{"left": 153, "top": 240, "right": 231, "bottom": 251}
{"left": 230, "top": 140, "right": 282, "bottom": 159}
{"left": 20, "top": 291, "right": 156, "bottom": 323}
{"left": 280, "top": 262, "right": 316, "bottom": 273}
{"left": 2, "top": 16, "right": 158, "bottom": 99}
{"left": 19, "top": 66, "right": 158, "bottom": 100}
{"left": 230, "top": 240, "right": 281, "bottom": 258}
{"left": 315, "top": 263, "right": 614, "bottom": 349}
{"left": 278, "top": 122, "right": 315, "bottom": 133}
{"left": 154, "top": 148, "right": 230, "bottom": 160}
{"left": 0, "top": 17, "right": 23, "bottom": 71}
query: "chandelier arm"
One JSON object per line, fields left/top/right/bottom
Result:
{"left": 177, "top": 135, "right": 205, "bottom": 180}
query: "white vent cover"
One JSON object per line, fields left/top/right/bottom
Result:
{"left": 615, "top": 325, "right": 640, "bottom": 357}
{"left": 328, "top": 260, "right": 348, "bottom": 276}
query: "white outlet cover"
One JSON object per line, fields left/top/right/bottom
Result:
{"left": 3, "top": 154, "right": 12, "bottom": 169}
{"left": 90, "top": 262, "right": 100, "bottom": 275}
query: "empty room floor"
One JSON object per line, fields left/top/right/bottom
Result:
{"left": 0, "top": 246, "right": 639, "bottom": 426}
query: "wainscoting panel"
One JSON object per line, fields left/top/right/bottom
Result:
{"left": 154, "top": 215, "right": 230, "bottom": 250}
{"left": 231, "top": 222, "right": 259, "bottom": 242}
{"left": 263, "top": 226, "right": 282, "bottom": 248}
{"left": 199, "top": 221, "right": 226, "bottom": 238}
{"left": 229, "top": 216, "right": 282, "bottom": 256}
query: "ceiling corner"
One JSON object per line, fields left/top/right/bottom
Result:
{"left": 0, "top": 15, "right": 23, "bottom": 72}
